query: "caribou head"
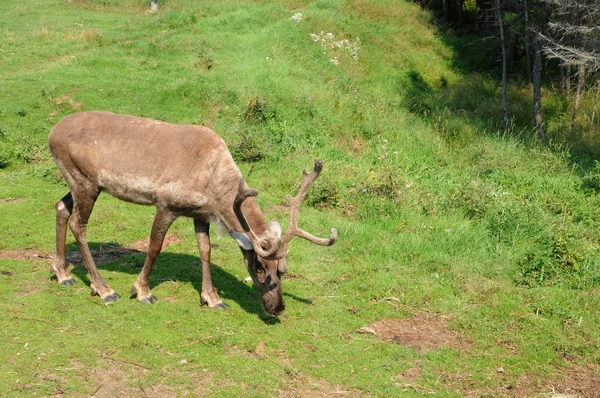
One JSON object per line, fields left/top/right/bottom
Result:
{"left": 230, "top": 159, "right": 337, "bottom": 315}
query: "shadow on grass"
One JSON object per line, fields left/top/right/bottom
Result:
{"left": 402, "top": 66, "right": 600, "bottom": 174}
{"left": 67, "top": 242, "right": 298, "bottom": 324}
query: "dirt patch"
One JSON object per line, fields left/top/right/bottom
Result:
{"left": 67, "top": 232, "right": 181, "bottom": 265}
{"left": 431, "top": 360, "right": 600, "bottom": 397}
{"left": 501, "top": 365, "right": 600, "bottom": 398}
{"left": 367, "top": 313, "right": 470, "bottom": 353}
{"left": 125, "top": 232, "right": 181, "bottom": 252}
{"left": 89, "top": 365, "right": 176, "bottom": 398}
{"left": 64, "top": 246, "right": 142, "bottom": 265}
{"left": 550, "top": 365, "right": 600, "bottom": 397}
{"left": 396, "top": 366, "right": 422, "bottom": 382}
{"left": 0, "top": 233, "right": 181, "bottom": 266}
{"left": 0, "top": 249, "right": 52, "bottom": 262}
{"left": 280, "top": 376, "right": 356, "bottom": 397}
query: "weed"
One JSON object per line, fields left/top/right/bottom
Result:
{"left": 157, "top": 10, "right": 198, "bottom": 29}
{"left": 195, "top": 38, "right": 214, "bottom": 71}
{"left": 28, "top": 164, "right": 66, "bottom": 185}
{"left": 516, "top": 232, "right": 592, "bottom": 288}
{"left": 0, "top": 153, "right": 9, "bottom": 169}
{"left": 230, "top": 128, "right": 267, "bottom": 163}
{"left": 243, "top": 95, "right": 275, "bottom": 124}
{"left": 581, "top": 160, "right": 600, "bottom": 194}
{"left": 304, "top": 179, "right": 339, "bottom": 209}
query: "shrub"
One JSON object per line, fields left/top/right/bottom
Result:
{"left": 243, "top": 95, "right": 275, "bottom": 124}
{"left": 230, "top": 128, "right": 266, "bottom": 163}
{"left": 304, "top": 179, "right": 339, "bottom": 209}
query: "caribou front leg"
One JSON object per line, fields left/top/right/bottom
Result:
{"left": 130, "top": 207, "right": 176, "bottom": 304}
{"left": 69, "top": 187, "right": 121, "bottom": 302}
{"left": 194, "top": 219, "right": 228, "bottom": 309}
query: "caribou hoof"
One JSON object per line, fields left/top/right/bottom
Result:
{"left": 60, "top": 278, "right": 76, "bottom": 286}
{"left": 103, "top": 292, "right": 121, "bottom": 302}
{"left": 139, "top": 295, "right": 158, "bottom": 305}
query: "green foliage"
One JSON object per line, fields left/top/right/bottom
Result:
{"left": 243, "top": 95, "right": 275, "bottom": 124}
{"left": 517, "top": 232, "right": 592, "bottom": 288}
{"left": 230, "top": 128, "right": 267, "bottom": 163}
{"left": 304, "top": 179, "right": 339, "bottom": 209}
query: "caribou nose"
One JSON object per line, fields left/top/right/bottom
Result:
{"left": 266, "top": 300, "right": 285, "bottom": 316}
{"left": 271, "top": 305, "right": 285, "bottom": 316}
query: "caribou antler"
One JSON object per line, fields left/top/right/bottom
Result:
{"left": 233, "top": 179, "right": 281, "bottom": 258}
{"left": 281, "top": 159, "right": 338, "bottom": 248}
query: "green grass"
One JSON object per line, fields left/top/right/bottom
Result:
{"left": 1, "top": 0, "right": 600, "bottom": 395}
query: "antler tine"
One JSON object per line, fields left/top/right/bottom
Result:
{"left": 293, "top": 227, "right": 338, "bottom": 246}
{"left": 233, "top": 178, "right": 280, "bottom": 258}
{"left": 281, "top": 159, "right": 337, "bottom": 247}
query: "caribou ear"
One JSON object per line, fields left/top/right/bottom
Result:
{"left": 269, "top": 220, "right": 282, "bottom": 238}
{"left": 229, "top": 230, "right": 253, "bottom": 251}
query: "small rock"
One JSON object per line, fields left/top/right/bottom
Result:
{"left": 357, "top": 327, "right": 376, "bottom": 335}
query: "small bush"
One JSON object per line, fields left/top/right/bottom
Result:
{"left": 304, "top": 179, "right": 339, "bottom": 209}
{"left": 243, "top": 95, "right": 275, "bottom": 124}
{"left": 230, "top": 128, "right": 266, "bottom": 163}
{"left": 158, "top": 11, "right": 198, "bottom": 29}
{"left": 0, "top": 153, "right": 10, "bottom": 169}
{"left": 29, "top": 164, "right": 65, "bottom": 184}
{"left": 581, "top": 161, "right": 600, "bottom": 194}
{"left": 515, "top": 231, "right": 596, "bottom": 288}
{"left": 195, "top": 38, "right": 214, "bottom": 71}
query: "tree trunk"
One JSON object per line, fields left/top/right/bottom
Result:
{"left": 592, "top": 79, "right": 600, "bottom": 125}
{"left": 565, "top": 64, "right": 571, "bottom": 99}
{"left": 533, "top": 42, "right": 545, "bottom": 139}
{"left": 475, "top": 0, "right": 484, "bottom": 31}
{"left": 496, "top": 0, "right": 509, "bottom": 130}
{"left": 523, "top": 0, "right": 532, "bottom": 82}
{"left": 572, "top": 64, "right": 585, "bottom": 130}
{"left": 442, "top": 0, "right": 449, "bottom": 25}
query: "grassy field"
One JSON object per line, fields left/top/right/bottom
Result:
{"left": 1, "top": 0, "right": 600, "bottom": 396}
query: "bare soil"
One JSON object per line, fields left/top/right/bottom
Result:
{"left": 0, "top": 233, "right": 181, "bottom": 266}
{"left": 500, "top": 365, "right": 600, "bottom": 398}
{"left": 377, "top": 316, "right": 600, "bottom": 397}
{"left": 368, "top": 313, "right": 470, "bottom": 353}
{"left": 280, "top": 376, "right": 357, "bottom": 397}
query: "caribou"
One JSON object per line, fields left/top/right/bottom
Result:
{"left": 48, "top": 111, "right": 336, "bottom": 316}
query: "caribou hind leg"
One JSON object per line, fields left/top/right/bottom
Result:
{"left": 194, "top": 219, "right": 228, "bottom": 309}
{"left": 130, "top": 207, "right": 176, "bottom": 304}
{"left": 51, "top": 192, "right": 76, "bottom": 286}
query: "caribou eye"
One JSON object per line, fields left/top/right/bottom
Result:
{"left": 255, "top": 265, "right": 267, "bottom": 283}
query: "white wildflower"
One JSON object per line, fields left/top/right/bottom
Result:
{"left": 308, "top": 31, "right": 361, "bottom": 63}
{"left": 290, "top": 13, "right": 303, "bottom": 23}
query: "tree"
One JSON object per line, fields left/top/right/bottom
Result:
{"left": 539, "top": 0, "right": 600, "bottom": 129}
{"left": 495, "top": 0, "right": 510, "bottom": 130}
